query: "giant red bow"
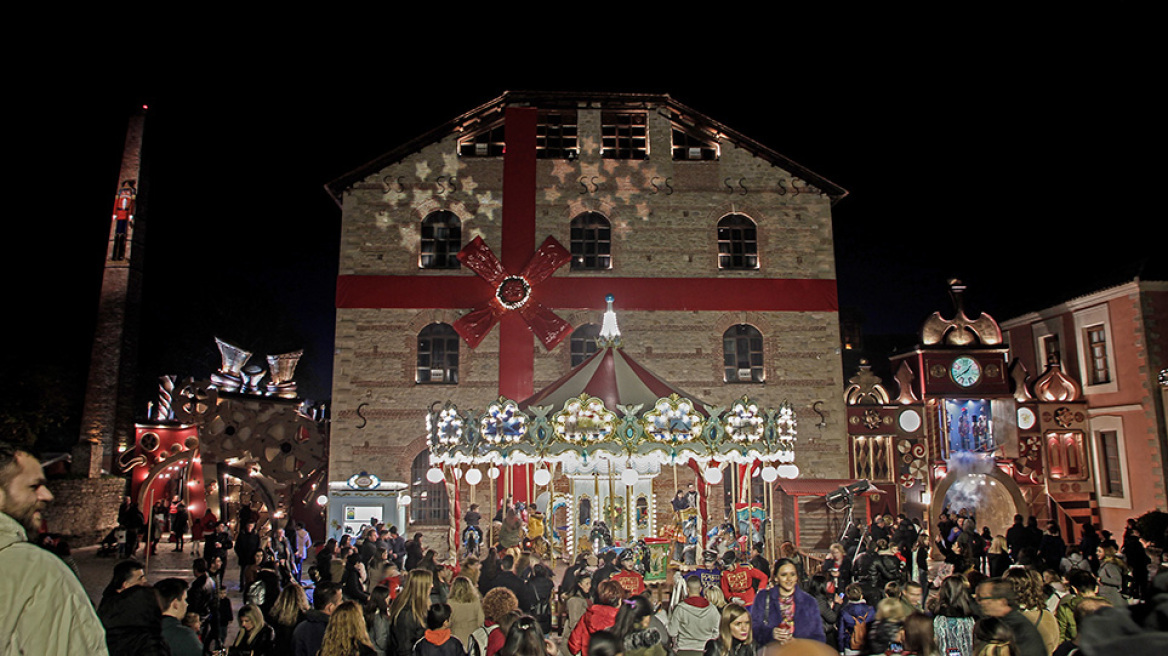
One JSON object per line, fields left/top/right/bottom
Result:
{"left": 452, "top": 235, "right": 573, "bottom": 350}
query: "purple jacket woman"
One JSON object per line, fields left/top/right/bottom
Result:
{"left": 750, "top": 585, "right": 826, "bottom": 646}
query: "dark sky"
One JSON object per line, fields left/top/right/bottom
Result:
{"left": 6, "top": 12, "right": 1159, "bottom": 427}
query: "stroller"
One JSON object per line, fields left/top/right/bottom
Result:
{"left": 97, "top": 528, "right": 121, "bottom": 557}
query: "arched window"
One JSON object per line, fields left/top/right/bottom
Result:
{"left": 410, "top": 450, "right": 449, "bottom": 523}
{"left": 570, "top": 212, "right": 612, "bottom": 270}
{"left": 717, "top": 214, "right": 758, "bottom": 270}
{"left": 570, "top": 324, "right": 601, "bottom": 367}
{"left": 417, "top": 323, "right": 459, "bottom": 384}
{"left": 420, "top": 211, "right": 462, "bottom": 269}
{"left": 723, "top": 324, "right": 764, "bottom": 383}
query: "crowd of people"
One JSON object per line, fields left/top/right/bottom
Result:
{"left": 3, "top": 441, "right": 1167, "bottom": 656}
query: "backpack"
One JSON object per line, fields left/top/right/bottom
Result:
{"left": 467, "top": 623, "right": 497, "bottom": 656}
{"left": 848, "top": 607, "right": 874, "bottom": 651}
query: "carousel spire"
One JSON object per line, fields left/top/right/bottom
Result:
{"left": 598, "top": 294, "right": 623, "bottom": 348}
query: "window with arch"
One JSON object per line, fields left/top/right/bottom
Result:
{"left": 723, "top": 324, "right": 764, "bottom": 383}
{"left": 410, "top": 450, "right": 449, "bottom": 523}
{"left": 717, "top": 214, "right": 758, "bottom": 270}
{"left": 420, "top": 211, "right": 462, "bottom": 269}
{"left": 570, "top": 324, "right": 601, "bottom": 367}
{"left": 570, "top": 212, "right": 612, "bottom": 270}
{"left": 417, "top": 323, "right": 459, "bottom": 384}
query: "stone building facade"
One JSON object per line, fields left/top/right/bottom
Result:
{"left": 325, "top": 92, "right": 851, "bottom": 550}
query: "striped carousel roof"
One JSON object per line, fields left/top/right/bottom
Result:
{"left": 519, "top": 346, "right": 709, "bottom": 415}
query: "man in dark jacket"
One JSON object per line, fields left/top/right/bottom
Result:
{"left": 293, "top": 581, "right": 341, "bottom": 656}
{"left": 157, "top": 577, "right": 202, "bottom": 656}
{"left": 488, "top": 554, "right": 537, "bottom": 611}
{"left": 1006, "top": 514, "right": 1029, "bottom": 561}
{"left": 234, "top": 520, "right": 261, "bottom": 591}
{"left": 1039, "top": 523, "right": 1068, "bottom": 572}
{"left": 976, "top": 578, "right": 1046, "bottom": 656}
{"left": 98, "top": 559, "right": 169, "bottom": 655}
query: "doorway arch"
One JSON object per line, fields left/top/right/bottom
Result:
{"left": 929, "top": 466, "right": 1028, "bottom": 538}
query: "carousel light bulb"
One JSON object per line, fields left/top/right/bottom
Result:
{"left": 620, "top": 467, "right": 638, "bottom": 487}
{"left": 426, "top": 467, "right": 444, "bottom": 484}
{"left": 316, "top": 494, "right": 328, "bottom": 506}
{"left": 487, "top": 466, "right": 500, "bottom": 480}
{"left": 465, "top": 468, "right": 482, "bottom": 485}
{"left": 761, "top": 466, "right": 778, "bottom": 482}
{"left": 399, "top": 494, "right": 412, "bottom": 506}
{"left": 703, "top": 466, "right": 724, "bottom": 485}
{"left": 534, "top": 468, "right": 552, "bottom": 486}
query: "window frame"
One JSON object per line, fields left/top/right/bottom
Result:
{"left": 410, "top": 450, "right": 449, "bottom": 523}
{"left": 723, "top": 324, "right": 765, "bottom": 383}
{"left": 569, "top": 212, "right": 612, "bottom": 271}
{"left": 419, "top": 211, "right": 462, "bottom": 270}
{"left": 569, "top": 323, "right": 602, "bottom": 368}
{"left": 600, "top": 111, "right": 648, "bottom": 160}
{"left": 1072, "top": 305, "right": 1118, "bottom": 394}
{"left": 1091, "top": 415, "right": 1131, "bottom": 508}
{"left": 717, "top": 214, "right": 760, "bottom": 271}
{"left": 416, "top": 323, "right": 460, "bottom": 385}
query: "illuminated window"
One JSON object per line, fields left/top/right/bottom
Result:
{"left": 723, "top": 324, "right": 764, "bottom": 383}
{"left": 717, "top": 214, "right": 758, "bottom": 270}
{"left": 416, "top": 323, "right": 459, "bottom": 384}
{"left": 537, "top": 111, "right": 578, "bottom": 159}
{"left": 570, "top": 212, "right": 611, "bottom": 270}
{"left": 1084, "top": 325, "right": 1110, "bottom": 385}
{"left": 1041, "top": 333, "right": 1062, "bottom": 367}
{"left": 420, "top": 211, "right": 462, "bottom": 269}
{"left": 410, "top": 450, "right": 448, "bottom": 523}
{"left": 1098, "top": 430, "right": 1123, "bottom": 497}
{"left": 852, "top": 435, "right": 894, "bottom": 482}
{"left": 458, "top": 122, "right": 505, "bottom": 157}
{"left": 570, "top": 324, "right": 601, "bottom": 367}
{"left": 601, "top": 112, "right": 647, "bottom": 160}
{"left": 1046, "top": 431, "right": 1088, "bottom": 480}
{"left": 672, "top": 125, "right": 719, "bottom": 161}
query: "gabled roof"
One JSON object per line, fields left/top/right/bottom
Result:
{"left": 324, "top": 90, "right": 848, "bottom": 206}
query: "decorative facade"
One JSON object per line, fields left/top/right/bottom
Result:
{"left": 325, "top": 91, "right": 851, "bottom": 551}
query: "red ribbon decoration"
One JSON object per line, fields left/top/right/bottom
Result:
{"left": 452, "top": 235, "right": 573, "bottom": 350}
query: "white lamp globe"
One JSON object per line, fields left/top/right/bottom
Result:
{"left": 620, "top": 468, "right": 639, "bottom": 487}
{"left": 426, "top": 467, "right": 444, "bottom": 484}
{"left": 703, "top": 466, "right": 723, "bottom": 485}
{"left": 465, "top": 468, "right": 483, "bottom": 486}
{"left": 777, "top": 464, "right": 800, "bottom": 479}
{"left": 399, "top": 494, "right": 412, "bottom": 506}
{"left": 761, "top": 466, "right": 779, "bottom": 482}
{"left": 533, "top": 468, "right": 552, "bottom": 487}
{"left": 487, "top": 466, "right": 500, "bottom": 480}
{"left": 315, "top": 494, "right": 328, "bottom": 506}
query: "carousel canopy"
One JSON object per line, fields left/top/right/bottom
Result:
{"left": 425, "top": 297, "right": 799, "bottom": 473}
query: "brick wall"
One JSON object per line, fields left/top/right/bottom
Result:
{"left": 43, "top": 477, "right": 125, "bottom": 546}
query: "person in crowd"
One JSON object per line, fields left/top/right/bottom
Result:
{"left": 612, "top": 551, "right": 648, "bottom": 597}
{"left": 1055, "top": 569, "right": 1099, "bottom": 644}
{"left": 670, "top": 575, "right": 720, "bottom": 656}
{"left": 368, "top": 546, "right": 393, "bottom": 592}
{"left": 1004, "top": 568, "right": 1058, "bottom": 655}
{"left": 719, "top": 551, "right": 768, "bottom": 608}
{"left": 930, "top": 575, "right": 977, "bottom": 656}
{"left": 405, "top": 533, "right": 426, "bottom": 571}
{"left": 1006, "top": 515, "right": 1030, "bottom": 562}
{"left": 1038, "top": 524, "right": 1066, "bottom": 574}
{"left": 1078, "top": 524, "right": 1101, "bottom": 573}
{"left": 206, "top": 522, "right": 234, "bottom": 586}
{"left": 911, "top": 533, "right": 931, "bottom": 593}
{"left": 364, "top": 585, "right": 394, "bottom": 656}
{"left": 569, "top": 580, "right": 628, "bottom": 655}
{"left": 1121, "top": 522, "right": 1151, "bottom": 601}
{"left": 588, "top": 630, "right": 624, "bottom": 656}
{"left": 704, "top": 586, "right": 727, "bottom": 611}
{"left": 491, "top": 554, "right": 539, "bottom": 612}
{"left": 99, "top": 558, "right": 169, "bottom": 655}
{"left": 560, "top": 554, "right": 590, "bottom": 595}
{"left": 500, "top": 614, "right": 553, "bottom": 656}
{"left": 821, "top": 542, "right": 853, "bottom": 593}
{"left": 778, "top": 542, "right": 807, "bottom": 584}
{"left": 499, "top": 508, "right": 524, "bottom": 551}
{"left": 471, "top": 587, "right": 519, "bottom": 656}
{"left": 701, "top": 603, "right": 753, "bottom": 656}
{"left": 692, "top": 550, "right": 723, "bottom": 593}
{"left": 346, "top": 550, "right": 373, "bottom": 604}
{"left": 529, "top": 562, "right": 556, "bottom": 633}
{"left": 447, "top": 577, "right": 485, "bottom": 647}
{"left": 865, "top": 596, "right": 911, "bottom": 655}
{"left": 171, "top": 501, "right": 189, "bottom": 552}
{"left": 0, "top": 443, "right": 108, "bottom": 655}
{"left": 975, "top": 578, "right": 1045, "bottom": 656}
{"left": 987, "top": 536, "right": 1011, "bottom": 578}
{"left": 236, "top": 520, "right": 262, "bottom": 591}
{"left": 611, "top": 595, "right": 667, "bottom": 656}
{"left": 295, "top": 581, "right": 344, "bottom": 656}
{"left": 320, "top": 600, "right": 379, "bottom": 656}
{"left": 414, "top": 603, "right": 465, "bottom": 656}
{"left": 750, "top": 557, "right": 825, "bottom": 645}
{"left": 901, "top": 611, "right": 939, "bottom": 656}
{"left": 157, "top": 577, "right": 202, "bottom": 656}
{"left": 836, "top": 582, "right": 874, "bottom": 655}
{"left": 971, "top": 617, "right": 1018, "bottom": 656}
{"left": 868, "top": 539, "right": 904, "bottom": 601}
{"left": 230, "top": 603, "right": 276, "bottom": 655}
{"left": 1095, "top": 543, "right": 1129, "bottom": 608}
{"left": 804, "top": 574, "right": 841, "bottom": 645}
{"left": 390, "top": 569, "right": 436, "bottom": 656}
{"left": 1051, "top": 597, "right": 1112, "bottom": 656}
{"left": 1059, "top": 545, "right": 1090, "bottom": 576}
{"left": 272, "top": 583, "right": 311, "bottom": 653}
{"left": 295, "top": 522, "right": 312, "bottom": 580}
{"left": 559, "top": 574, "right": 593, "bottom": 656}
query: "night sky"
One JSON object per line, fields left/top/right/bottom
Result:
{"left": 6, "top": 12, "right": 1158, "bottom": 444}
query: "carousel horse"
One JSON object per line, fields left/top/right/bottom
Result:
{"left": 590, "top": 520, "right": 613, "bottom": 556}
{"left": 462, "top": 524, "right": 483, "bottom": 558}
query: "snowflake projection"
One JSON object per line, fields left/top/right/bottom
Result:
{"left": 643, "top": 394, "right": 704, "bottom": 445}
{"left": 427, "top": 405, "right": 464, "bottom": 449}
{"left": 553, "top": 396, "right": 616, "bottom": 445}
{"left": 725, "top": 398, "right": 764, "bottom": 443}
{"left": 481, "top": 398, "right": 526, "bottom": 445}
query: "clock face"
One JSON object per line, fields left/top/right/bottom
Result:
{"left": 1017, "top": 407, "right": 1037, "bottom": 430}
{"left": 950, "top": 356, "right": 982, "bottom": 387}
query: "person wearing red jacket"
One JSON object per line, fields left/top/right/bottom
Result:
{"left": 610, "top": 551, "right": 646, "bottom": 597}
{"left": 567, "top": 580, "right": 627, "bottom": 655}
{"left": 719, "top": 551, "right": 768, "bottom": 608}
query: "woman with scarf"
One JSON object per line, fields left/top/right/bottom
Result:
{"left": 749, "top": 558, "right": 825, "bottom": 646}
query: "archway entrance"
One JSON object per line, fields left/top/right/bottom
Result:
{"left": 929, "top": 467, "right": 1028, "bottom": 538}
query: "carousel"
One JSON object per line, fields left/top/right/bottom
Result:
{"left": 424, "top": 296, "right": 803, "bottom": 574}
